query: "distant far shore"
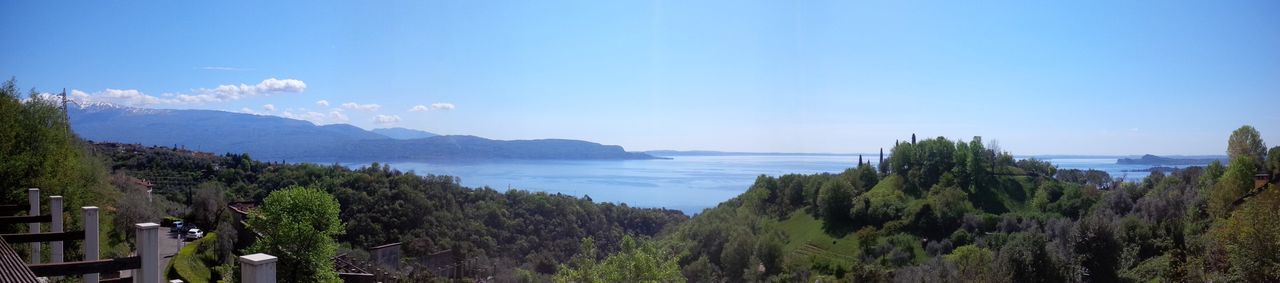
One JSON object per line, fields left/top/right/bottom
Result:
{"left": 644, "top": 150, "right": 867, "bottom": 157}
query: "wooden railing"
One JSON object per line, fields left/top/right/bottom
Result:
{"left": 2, "top": 188, "right": 157, "bottom": 283}
{"left": 5, "top": 188, "right": 280, "bottom": 283}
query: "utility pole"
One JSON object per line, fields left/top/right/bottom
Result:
{"left": 60, "top": 88, "right": 70, "bottom": 132}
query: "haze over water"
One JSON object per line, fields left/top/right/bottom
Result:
{"left": 362, "top": 155, "right": 1192, "bottom": 214}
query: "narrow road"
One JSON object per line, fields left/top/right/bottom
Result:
{"left": 120, "top": 228, "right": 184, "bottom": 280}
{"left": 161, "top": 229, "right": 184, "bottom": 274}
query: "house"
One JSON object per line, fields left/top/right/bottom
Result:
{"left": 228, "top": 201, "right": 260, "bottom": 251}
{"left": 368, "top": 242, "right": 403, "bottom": 271}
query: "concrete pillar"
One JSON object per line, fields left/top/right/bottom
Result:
{"left": 84, "top": 206, "right": 100, "bottom": 283}
{"left": 239, "top": 253, "right": 278, "bottom": 283}
{"left": 28, "top": 188, "right": 40, "bottom": 264}
{"left": 50, "top": 196, "right": 63, "bottom": 264}
{"left": 135, "top": 223, "right": 160, "bottom": 283}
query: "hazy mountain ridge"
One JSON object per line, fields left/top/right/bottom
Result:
{"left": 68, "top": 104, "right": 657, "bottom": 161}
{"left": 371, "top": 127, "right": 438, "bottom": 139}
{"left": 307, "top": 135, "right": 659, "bottom": 162}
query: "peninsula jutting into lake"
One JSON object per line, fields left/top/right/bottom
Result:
{"left": 1116, "top": 154, "right": 1225, "bottom": 166}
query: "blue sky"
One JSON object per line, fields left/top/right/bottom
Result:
{"left": 2, "top": 0, "right": 1277, "bottom": 155}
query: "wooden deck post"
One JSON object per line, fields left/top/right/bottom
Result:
{"left": 135, "top": 223, "right": 160, "bottom": 283}
{"left": 50, "top": 196, "right": 63, "bottom": 264}
{"left": 240, "top": 253, "right": 278, "bottom": 283}
{"left": 27, "top": 188, "right": 40, "bottom": 264}
{"left": 84, "top": 206, "right": 100, "bottom": 283}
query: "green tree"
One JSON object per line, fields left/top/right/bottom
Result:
{"left": 1227, "top": 125, "right": 1266, "bottom": 164}
{"left": 555, "top": 237, "right": 600, "bottom": 282}
{"left": 856, "top": 163, "right": 880, "bottom": 190}
{"left": 214, "top": 219, "right": 237, "bottom": 263}
{"left": 945, "top": 245, "right": 996, "bottom": 282}
{"left": 554, "top": 235, "right": 685, "bottom": 283}
{"left": 1199, "top": 160, "right": 1226, "bottom": 190}
{"left": 719, "top": 231, "right": 754, "bottom": 280}
{"left": 113, "top": 185, "right": 162, "bottom": 245}
{"left": 996, "top": 233, "right": 1062, "bottom": 283}
{"left": 840, "top": 163, "right": 880, "bottom": 193}
{"left": 0, "top": 78, "right": 75, "bottom": 203}
{"left": 680, "top": 255, "right": 718, "bottom": 282}
{"left": 1267, "top": 146, "right": 1280, "bottom": 177}
{"left": 247, "top": 186, "right": 344, "bottom": 283}
{"left": 1208, "top": 157, "right": 1256, "bottom": 218}
{"left": 1074, "top": 210, "right": 1122, "bottom": 282}
{"left": 850, "top": 177, "right": 909, "bottom": 228}
{"left": 190, "top": 182, "right": 228, "bottom": 228}
{"left": 753, "top": 232, "right": 785, "bottom": 278}
{"left": 914, "top": 186, "right": 974, "bottom": 239}
{"left": 0, "top": 78, "right": 115, "bottom": 235}
{"left": 817, "top": 179, "right": 854, "bottom": 232}
{"left": 1215, "top": 188, "right": 1280, "bottom": 281}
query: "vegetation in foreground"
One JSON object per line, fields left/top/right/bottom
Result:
{"left": 169, "top": 233, "right": 219, "bottom": 283}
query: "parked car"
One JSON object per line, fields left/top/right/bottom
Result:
{"left": 185, "top": 228, "right": 204, "bottom": 240}
{"left": 170, "top": 221, "right": 185, "bottom": 233}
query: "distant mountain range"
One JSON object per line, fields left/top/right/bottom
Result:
{"left": 371, "top": 127, "right": 438, "bottom": 140}
{"left": 68, "top": 104, "right": 657, "bottom": 162}
{"left": 1116, "top": 154, "right": 1225, "bottom": 165}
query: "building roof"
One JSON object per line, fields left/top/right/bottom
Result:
{"left": 228, "top": 201, "right": 259, "bottom": 215}
{"left": 370, "top": 242, "right": 402, "bottom": 250}
{"left": 0, "top": 238, "right": 39, "bottom": 282}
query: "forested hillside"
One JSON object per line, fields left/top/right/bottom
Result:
{"left": 90, "top": 142, "right": 687, "bottom": 280}
{"left": 658, "top": 127, "right": 1280, "bottom": 282}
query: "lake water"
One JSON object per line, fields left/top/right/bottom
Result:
{"left": 365, "top": 156, "right": 1203, "bottom": 214}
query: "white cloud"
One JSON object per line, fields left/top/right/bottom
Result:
{"left": 281, "top": 111, "right": 328, "bottom": 124}
{"left": 430, "top": 103, "right": 455, "bottom": 110}
{"left": 69, "top": 90, "right": 90, "bottom": 101}
{"left": 240, "top": 107, "right": 257, "bottom": 114}
{"left": 171, "top": 78, "right": 306, "bottom": 104}
{"left": 29, "top": 92, "right": 58, "bottom": 102}
{"left": 329, "top": 111, "right": 349, "bottom": 122}
{"left": 68, "top": 78, "right": 307, "bottom": 107}
{"left": 409, "top": 103, "right": 455, "bottom": 112}
{"left": 220, "top": 78, "right": 306, "bottom": 95}
{"left": 262, "top": 104, "right": 276, "bottom": 112}
{"left": 341, "top": 102, "right": 381, "bottom": 112}
{"left": 316, "top": 100, "right": 330, "bottom": 107}
{"left": 372, "top": 115, "right": 401, "bottom": 125}
{"left": 96, "top": 89, "right": 164, "bottom": 105}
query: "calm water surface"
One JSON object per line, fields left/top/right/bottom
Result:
{"left": 364, "top": 156, "right": 1203, "bottom": 214}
